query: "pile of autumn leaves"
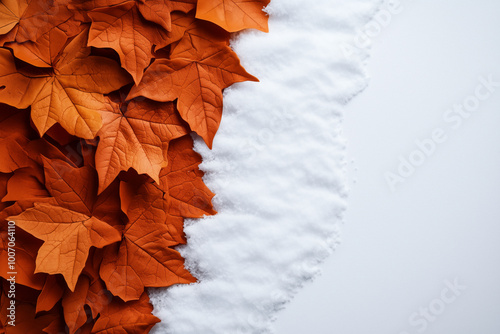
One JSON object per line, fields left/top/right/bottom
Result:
{"left": 0, "top": 0, "right": 269, "bottom": 333}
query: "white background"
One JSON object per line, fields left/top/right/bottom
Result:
{"left": 274, "top": 1, "right": 500, "bottom": 333}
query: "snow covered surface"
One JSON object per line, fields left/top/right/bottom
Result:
{"left": 275, "top": 1, "right": 500, "bottom": 333}
{"left": 149, "top": 0, "right": 382, "bottom": 333}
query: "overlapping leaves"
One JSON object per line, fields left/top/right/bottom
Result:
{"left": 0, "top": 0, "right": 269, "bottom": 333}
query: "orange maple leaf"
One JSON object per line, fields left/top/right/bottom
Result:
{"left": 128, "top": 33, "right": 258, "bottom": 148}
{"left": 0, "top": 30, "right": 131, "bottom": 139}
{"left": 8, "top": 203, "right": 121, "bottom": 291}
{"left": 100, "top": 181, "right": 195, "bottom": 301}
{"left": 2, "top": 167, "right": 50, "bottom": 203}
{"left": 42, "top": 157, "right": 124, "bottom": 228}
{"left": 87, "top": 2, "right": 169, "bottom": 84}
{"left": 196, "top": 0, "right": 270, "bottom": 32}
{"left": 95, "top": 97, "right": 188, "bottom": 193}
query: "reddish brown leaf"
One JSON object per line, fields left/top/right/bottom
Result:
{"left": 36, "top": 275, "right": 65, "bottom": 313}
{"left": 0, "top": 292, "right": 57, "bottom": 334}
{"left": 91, "top": 292, "right": 159, "bottom": 334}
{"left": 0, "top": 105, "right": 32, "bottom": 139}
{"left": 0, "top": 225, "right": 44, "bottom": 290}
{"left": 42, "top": 157, "right": 124, "bottom": 226}
{"left": 0, "top": 136, "right": 37, "bottom": 173}
{"left": 161, "top": 135, "right": 217, "bottom": 218}
{"left": 62, "top": 275, "right": 107, "bottom": 334}
{"left": 42, "top": 157, "right": 96, "bottom": 216}
{"left": 61, "top": 253, "right": 111, "bottom": 333}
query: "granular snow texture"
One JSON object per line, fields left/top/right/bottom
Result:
{"left": 149, "top": 0, "right": 383, "bottom": 333}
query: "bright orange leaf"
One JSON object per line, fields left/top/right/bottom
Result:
{"left": 87, "top": 2, "right": 169, "bottom": 84}
{"left": 0, "top": 30, "right": 131, "bottom": 139}
{"left": 196, "top": 0, "right": 270, "bottom": 32}
{"left": 8, "top": 203, "right": 121, "bottom": 291}
{"left": 95, "top": 97, "right": 188, "bottom": 193}
{"left": 128, "top": 33, "right": 258, "bottom": 147}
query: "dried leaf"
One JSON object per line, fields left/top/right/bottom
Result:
{"left": 0, "top": 30, "right": 131, "bottom": 139}
{"left": 129, "top": 34, "right": 257, "bottom": 147}
{"left": 137, "top": 0, "right": 195, "bottom": 31}
{"left": 36, "top": 275, "right": 65, "bottom": 313}
{"left": 161, "top": 135, "right": 217, "bottom": 218}
{"left": 91, "top": 292, "right": 160, "bottom": 334}
{"left": 0, "top": 0, "right": 73, "bottom": 43}
{"left": 196, "top": 0, "right": 270, "bottom": 32}
{"left": 95, "top": 97, "right": 188, "bottom": 193}
{"left": 8, "top": 203, "right": 121, "bottom": 291}
{"left": 87, "top": 2, "right": 168, "bottom": 84}
{"left": 0, "top": 225, "right": 44, "bottom": 290}
{"left": 100, "top": 181, "right": 195, "bottom": 301}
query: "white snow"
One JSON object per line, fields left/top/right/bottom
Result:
{"left": 148, "top": 0, "right": 382, "bottom": 333}
{"left": 275, "top": 1, "right": 500, "bottom": 334}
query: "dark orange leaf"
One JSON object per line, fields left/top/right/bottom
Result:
{"left": 62, "top": 275, "right": 108, "bottom": 334}
{"left": 161, "top": 135, "right": 217, "bottom": 218}
{"left": 0, "top": 105, "right": 32, "bottom": 139}
{"left": 0, "top": 0, "right": 73, "bottom": 43}
{"left": 91, "top": 292, "right": 159, "bottom": 334}
{"left": 0, "top": 225, "right": 44, "bottom": 290}
{"left": 36, "top": 275, "right": 65, "bottom": 313}
{"left": 0, "top": 292, "right": 57, "bottom": 334}
{"left": 0, "top": 136, "right": 37, "bottom": 173}
{"left": 2, "top": 167, "right": 50, "bottom": 202}
{"left": 3, "top": 18, "right": 82, "bottom": 68}
{"left": 136, "top": 0, "right": 195, "bottom": 31}
{"left": 42, "top": 157, "right": 96, "bottom": 216}
{"left": 100, "top": 181, "right": 195, "bottom": 301}
{"left": 60, "top": 252, "right": 111, "bottom": 333}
